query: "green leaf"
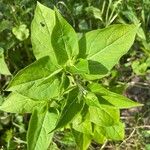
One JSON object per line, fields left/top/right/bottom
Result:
{"left": 72, "top": 129, "right": 91, "bottom": 150}
{"left": 7, "top": 56, "right": 61, "bottom": 91}
{"left": 89, "top": 106, "right": 120, "bottom": 126}
{"left": 12, "top": 24, "right": 29, "bottom": 41}
{"left": 31, "top": 2, "right": 56, "bottom": 60}
{"left": 88, "top": 83, "right": 142, "bottom": 108}
{"left": 54, "top": 88, "right": 84, "bottom": 130}
{"left": 98, "top": 122, "right": 125, "bottom": 141}
{"left": 85, "top": 6, "right": 102, "bottom": 21}
{"left": 27, "top": 105, "right": 58, "bottom": 150}
{"left": 84, "top": 92, "right": 102, "bottom": 108}
{"left": 0, "top": 47, "right": 11, "bottom": 75}
{"left": 67, "top": 59, "right": 108, "bottom": 80}
{"left": 6, "top": 56, "right": 63, "bottom": 101}
{"left": 102, "top": 94, "right": 143, "bottom": 109}
{"left": 93, "top": 125, "right": 107, "bottom": 144}
{"left": 72, "top": 111, "right": 92, "bottom": 136}
{"left": 51, "top": 8, "right": 79, "bottom": 65}
{"left": 79, "top": 24, "right": 138, "bottom": 74}
{"left": 17, "top": 76, "right": 61, "bottom": 101}
{"left": 67, "top": 59, "right": 89, "bottom": 74}
{"left": 0, "top": 92, "right": 46, "bottom": 113}
{"left": 59, "top": 72, "right": 70, "bottom": 95}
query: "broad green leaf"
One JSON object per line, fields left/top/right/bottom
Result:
{"left": 7, "top": 56, "right": 61, "bottom": 91}
{"left": 93, "top": 125, "right": 107, "bottom": 144}
{"left": 88, "top": 83, "right": 142, "bottom": 108}
{"left": 0, "top": 47, "right": 11, "bottom": 75}
{"left": 89, "top": 106, "right": 120, "bottom": 126}
{"left": 51, "top": 8, "right": 79, "bottom": 65}
{"left": 31, "top": 2, "right": 56, "bottom": 61}
{"left": 72, "top": 111, "right": 92, "bottom": 136}
{"left": 27, "top": 105, "right": 58, "bottom": 150}
{"left": 72, "top": 129, "right": 91, "bottom": 150}
{"left": 84, "top": 92, "right": 117, "bottom": 112}
{"left": 98, "top": 122, "right": 125, "bottom": 141}
{"left": 84, "top": 92, "right": 102, "bottom": 108}
{"left": 79, "top": 24, "right": 138, "bottom": 74}
{"left": 0, "top": 92, "right": 46, "bottom": 113}
{"left": 88, "top": 83, "right": 110, "bottom": 95}
{"left": 12, "top": 24, "right": 29, "bottom": 41}
{"left": 16, "top": 76, "right": 61, "bottom": 101}
{"left": 54, "top": 88, "right": 84, "bottom": 130}
{"left": 102, "top": 94, "right": 143, "bottom": 109}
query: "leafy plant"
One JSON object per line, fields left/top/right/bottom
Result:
{"left": 0, "top": 2, "right": 143, "bottom": 150}
{"left": 85, "top": 0, "right": 122, "bottom": 27}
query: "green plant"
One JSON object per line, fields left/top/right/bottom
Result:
{"left": 0, "top": 2, "right": 143, "bottom": 150}
{"left": 85, "top": 0, "right": 122, "bottom": 27}
{"left": 118, "top": 0, "right": 150, "bottom": 56}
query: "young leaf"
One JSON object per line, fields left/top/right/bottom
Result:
{"left": 72, "top": 129, "right": 91, "bottom": 150}
{"left": 88, "top": 83, "right": 143, "bottom": 108}
{"left": 54, "top": 88, "right": 84, "bottom": 130}
{"left": 27, "top": 105, "right": 58, "bottom": 150}
{"left": 7, "top": 56, "right": 61, "bottom": 91}
{"left": 31, "top": 2, "right": 56, "bottom": 61}
{"left": 51, "top": 8, "right": 79, "bottom": 65}
{"left": 67, "top": 59, "right": 89, "bottom": 74}
{"left": 67, "top": 59, "right": 109, "bottom": 80}
{"left": 0, "top": 92, "right": 46, "bottom": 113}
{"left": 79, "top": 24, "right": 138, "bottom": 74}
{"left": 0, "top": 47, "right": 11, "bottom": 75}
{"left": 12, "top": 24, "right": 29, "bottom": 41}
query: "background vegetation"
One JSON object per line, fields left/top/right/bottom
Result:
{"left": 0, "top": 0, "right": 150, "bottom": 149}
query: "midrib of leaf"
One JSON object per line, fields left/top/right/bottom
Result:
{"left": 102, "top": 107, "right": 119, "bottom": 125}
{"left": 8, "top": 68, "right": 62, "bottom": 90}
{"left": 92, "top": 106, "right": 118, "bottom": 126}
{"left": 32, "top": 33, "right": 49, "bottom": 53}
{"left": 95, "top": 109, "right": 106, "bottom": 124}
{"left": 56, "top": 16, "right": 71, "bottom": 60}
{"left": 56, "top": 96, "right": 80, "bottom": 129}
{"left": 59, "top": 97, "right": 77, "bottom": 121}
{"left": 112, "top": 125, "right": 122, "bottom": 139}
{"left": 88, "top": 30, "right": 102, "bottom": 56}
{"left": 87, "top": 28, "right": 135, "bottom": 60}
